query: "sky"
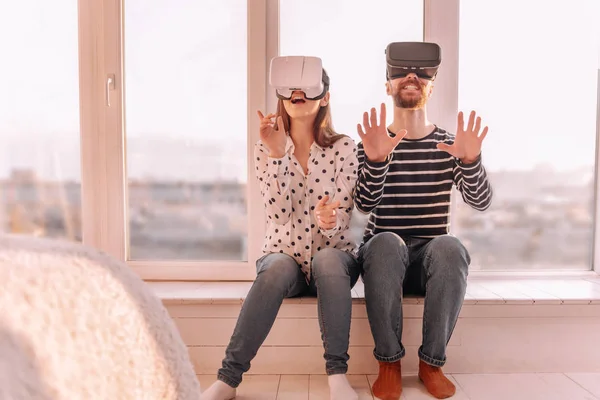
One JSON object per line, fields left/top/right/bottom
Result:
{"left": 0, "top": 0, "right": 599, "bottom": 181}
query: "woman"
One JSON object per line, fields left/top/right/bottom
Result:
{"left": 201, "top": 66, "right": 361, "bottom": 400}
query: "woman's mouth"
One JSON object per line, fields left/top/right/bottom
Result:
{"left": 291, "top": 95, "right": 306, "bottom": 104}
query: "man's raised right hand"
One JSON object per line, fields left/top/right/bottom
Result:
{"left": 357, "top": 103, "right": 407, "bottom": 163}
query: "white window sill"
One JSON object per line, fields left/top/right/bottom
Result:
{"left": 149, "top": 275, "right": 600, "bottom": 306}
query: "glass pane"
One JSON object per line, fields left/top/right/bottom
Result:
{"left": 457, "top": 0, "right": 600, "bottom": 270}
{"left": 124, "top": 0, "right": 248, "bottom": 260}
{"left": 280, "top": 0, "right": 424, "bottom": 245}
{"left": 0, "top": 2, "right": 81, "bottom": 241}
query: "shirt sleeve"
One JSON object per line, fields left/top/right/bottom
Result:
{"left": 254, "top": 141, "right": 293, "bottom": 224}
{"left": 354, "top": 142, "right": 390, "bottom": 214}
{"left": 453, "top": 153, "right": 493, "bottom": 211}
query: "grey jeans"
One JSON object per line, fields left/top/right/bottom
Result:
{"left": 358, "top": 232, "right": 470, "bottom": 367}
{"left": 217, "top": 248, "right": 361, "bottom": 388}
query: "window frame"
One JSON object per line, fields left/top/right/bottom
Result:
{"left": 78, "top": 0, "right": 600, "bottom": 281}
{"left": 592, "top": 68, "right": 600, "bottom": 276}
{"left": 124, "top": 0, "right": 266, "bottom": 281}
{"left": 79, "top": 0, "right": 127, "bottom": 264}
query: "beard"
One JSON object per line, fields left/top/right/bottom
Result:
{"left": 392, "top": 81, "right": 429, "bottom": 109}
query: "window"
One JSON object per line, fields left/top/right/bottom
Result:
{"left": 280, "top": 0, "right": 424, "bottom": 245}
{"left": 456, "top": 0, "right": 600, "bottom": 270}
{"left": 0, "top": 1, "right": 81, "bottom": 241}
{"left": 123, "top": 0, "right": 248, "bottom": 261}
{"left": 9, "top": 0, "right": 598, "bottom": 280}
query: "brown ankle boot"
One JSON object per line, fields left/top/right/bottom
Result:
{"left": 372, "top": 360, "right": 402, "bottom": 400}
{"left": 418, "top": 359, "right": 456, "bottom": 399}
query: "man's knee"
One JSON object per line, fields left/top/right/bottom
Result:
{"left": 360, "top": 232, "right": 409, "bottom": 272}
{"left": 425, "top": 235, "right": 470, "bottom": 275}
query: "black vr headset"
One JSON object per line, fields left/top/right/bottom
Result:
{"left": 385, "top": 41, "right": 442, "bottom": 80}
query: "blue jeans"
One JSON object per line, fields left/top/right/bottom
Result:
{"left": 217, "top": 249, "right": 361, "bottom": 388}
{"left": 358, "top": 232, "right": 470, "bottom": 367}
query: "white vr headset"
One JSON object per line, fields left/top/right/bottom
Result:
{"left": 269, "top": 56, "right": 329, "bottom": 100}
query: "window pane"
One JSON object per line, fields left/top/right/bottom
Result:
{"left": 457, "top": 0, "right": 600, "bottom": 270}
{"left": 0, "top": 2, "right": 81, "bottom": 241}
{"left": 124, "top": 0, "right": 248, "bottom": 261}
{"left": 280, "top": 0, "right": 424, "bottom": 245}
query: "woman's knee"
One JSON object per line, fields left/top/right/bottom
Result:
{"left": 256, "top": 253, "right": 300, "bottom": 288}
{"left": 311, "top": 248, "right": 356, "bottom": 279}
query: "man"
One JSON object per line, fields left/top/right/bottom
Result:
{"left": 354, "top": 42, "right": 492, "bottom": 399}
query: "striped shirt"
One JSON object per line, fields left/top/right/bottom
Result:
{"left": 355, "top": 126, "right": 492, "bottom": 243}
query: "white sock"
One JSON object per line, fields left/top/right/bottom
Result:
{"left": 328, "top": 374, "right": 358, "bottom": 400}
{"left": 199, "top": 380, "right": 236, "bottom": 400}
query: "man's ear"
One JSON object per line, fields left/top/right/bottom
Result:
{"left": 385, "top": 81, "right": 392, "bottom": 96}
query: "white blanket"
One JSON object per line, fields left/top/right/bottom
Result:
{"left": 0, "top": 234, "right": 200, "bottom": 400}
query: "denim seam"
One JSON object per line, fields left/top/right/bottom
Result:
{"left": 373, "top": 348, "right": 405, "bottom": 362}
{"left": 326, "top": 367, "right": 349, "bottom": 375}
{"left": 394, "top": 291, "right": 403, "bottom": 362}
{"left": 422, "top": 285, "right": 429, "bottom": 356}
{"left": 418, "top": 347, "right": 446, "bottom": 367}
{"left": 397, "top": 245, "right": 408, "bottom": 362}
{"left": 217, "top": 373, "right": 240, "bottom": 388}
{"left": 315, "top": 276, "right": 331, "bottom": 364}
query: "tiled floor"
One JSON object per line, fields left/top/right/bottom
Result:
{"left": 197, "top": 373, "right": 600, "bottom": 399}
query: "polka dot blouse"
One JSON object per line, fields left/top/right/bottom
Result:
{"left": 254, "top": 134, "right": 359, "bottom": 279}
